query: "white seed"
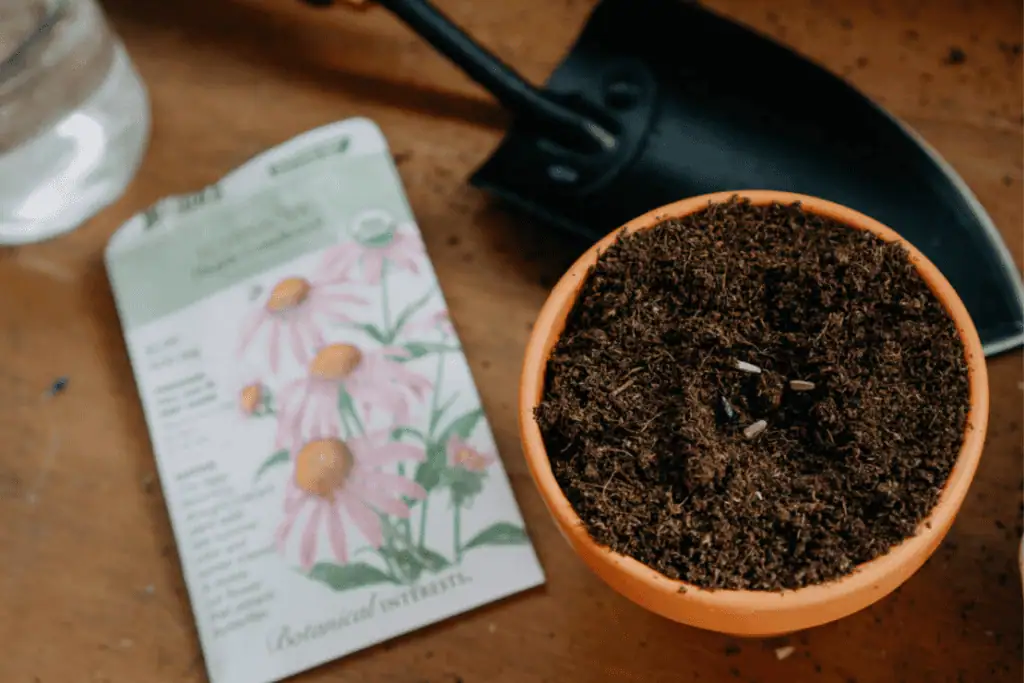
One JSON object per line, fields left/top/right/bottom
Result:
{"left": 789, "top": 380, "right": 816, "bottom": 391}
{"left": 732, "top": 359, "right": 762, "bottom": 374}
{"left": 754, "top": 491, "right": 763, "bottom": 501}
{"left": 775, "top": 646, "right": 795, "bottom": 661}
{"left": 743, "top": 420, "right": 768, "bottom": 439}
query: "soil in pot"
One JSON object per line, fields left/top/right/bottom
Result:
{"left": 536, "top": 197, "right": 971, "bottom": 591}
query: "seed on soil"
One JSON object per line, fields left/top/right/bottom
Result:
{"left": 732, "top": 359, "right": 763, "bottom": 374}
{"left": 789, "top": 379, "right": 816, "bottom": 392}
{"left": 743, "top": 419, "right": 768, "bottom": 439}
{"left": 717, "top": 395, "right": 739, "bottom": 424}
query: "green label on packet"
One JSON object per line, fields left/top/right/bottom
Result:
{"left": 108, "top": 154, "right": 411, "bottom": 330}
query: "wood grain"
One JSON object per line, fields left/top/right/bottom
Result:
{"left": 0, "top": 1, "right": 1020, "bottom": 682}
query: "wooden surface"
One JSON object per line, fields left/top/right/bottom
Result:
{"left": 1, "top": 0, "right": 1021, "bottom": 681}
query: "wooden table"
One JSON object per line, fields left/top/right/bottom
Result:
{"left": 1, "top": 1, "right": 1021, "bottom": 681}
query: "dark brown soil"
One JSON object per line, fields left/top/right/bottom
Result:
{"left": 536, "top": 197, "right": 971, "bottom": 591}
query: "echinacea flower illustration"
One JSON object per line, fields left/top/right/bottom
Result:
{"left": 446, "top": 435, "right": 494, "bottom": 472}
{"left": 443, "top": 434, "right": 494, "bottom": 508}
{"left": 274, "top": 432, "right": 427, "bottom": 569}
{"left": 237, "top": 260, "right": 367, "bottom": 374}
{"left": 318, "top": 209, "right": 425, "bottom": 284}
{"left": 239, "top": 384, "right": 261, "bottom": 415}
{"left": 441, "top": 432, "right": 497, "bottom": 556}
{"left": 275, "top": 343, "right": 432, "bottom": 450}
{"left": 222, "top": 364, "right": 274, "bottom": 418}
{"left": 238, "top": 381, "right": 269, "bottom": 417}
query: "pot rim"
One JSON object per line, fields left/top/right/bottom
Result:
{"left": 519, "top": 190, "right": 989, "bottom": 611}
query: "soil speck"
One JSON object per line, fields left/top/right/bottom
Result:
{"left": 944, "top": 47, "right": 967, "bottom": 65}
{"left": 775, "top": 646, "right": 796, "bottom": 660}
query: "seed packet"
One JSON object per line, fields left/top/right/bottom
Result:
{"left": 105, "top": 118, "right": 545, "bottom": 683}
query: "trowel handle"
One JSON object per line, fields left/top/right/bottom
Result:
{"left": 300, "top": 0, "right": 615, "bottom": 154}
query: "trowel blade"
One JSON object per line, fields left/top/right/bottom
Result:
{"left": 471, "top": 0, "right": 1024, "bottom": 355}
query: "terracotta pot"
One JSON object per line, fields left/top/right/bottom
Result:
{"left": 1019, "top": 536, "right": 1023, "bottom": 589}
{"left": 519, "top": 190, "right": 990, "bottom": 637}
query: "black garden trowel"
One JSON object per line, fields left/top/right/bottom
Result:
{"left": 307, "top": 0, "right": 1024, "bottom": 355}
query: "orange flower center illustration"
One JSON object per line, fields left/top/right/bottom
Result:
{"left": 455, "top": 448, "right": 486, "bottom": 471}
{"left": 309, "top": 343, "right": 363, "bottom": 381}
{"left": 238, "top": 384, "right": 262, "bottom": 415}
{"left": 266, "top": 277, "right": 311, "bottom": 312}
{"left": 295, "top": 438, "right": 354, "bottom": 498}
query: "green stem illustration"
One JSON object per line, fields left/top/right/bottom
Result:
{"left": 378, "top": 519, "right": 402, "bottom": 582}
{"left": 416, "top": 353, "right": 448, "bottom": 550}
{"left": 347, "top": 390, "right": 408, "bottom": 545}
{"left": 427, "top": 355, "right": 446, "bottom": 440}
{"left": 417, "top": 497, "right": 430, "bottom": 549}
{"left": 453, "top": 503, "right": 463, "bottom": 564}
{"left": 338, "top": 406, "right": 354, "bottom": 440}
{"left": 398, "top": 484, "right": 413, "bottom": 546}
{"left": 380, "top": 260, "right": 392, "bottom": 340}
{"left": 347, "top": 400, "right": 366, "bottom": 436}
{"left": 380, "top": 554, "right": 400, "bottom": 584}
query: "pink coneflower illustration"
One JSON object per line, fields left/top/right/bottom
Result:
{"left": 275, "top": 433, "right": 426, "bottom": 568}
{"left": 318, "top": 209, "right": 424, "bottom": 284}
{"left": 237, "top": 264, "right": 366, "bottom": 374}
{"left": 275, "top": 343, "right": 432, "bottom": 450}
{"left": 446, "top": 435, "right": 494, "bottom": 473}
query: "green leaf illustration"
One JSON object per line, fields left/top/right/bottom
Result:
{"left": 358, "top": 323, "right": 388, "bottom": 344}
{"left": 443, "top": 467, "right": 486, "bottom": 506}
{"left": 381, "top": 549, "right": 424, "bottom": 583}
{"left": 439, "top": 408, "right": 484, "bottom": 444}
{"left": 414, "top": 547, "right": 450, "bottom": 572}
{"left": 390, "top": 289, "right": 437, "bottom": 340}
{"left": 461, "top": 522, "right": 529, "bottom": 551}
{"left": 253, "top": 449, "right": 290, "bottom": 482}
{"left": 307, "top": 562, "right": 397, "bottom": 592}
{"left": 389, "top": 342, "right": 461, "bottom": 362}
{"left": 392, "top": 426, "right": 425, "bottom": 443}
{"left": 415, "top": 459, "right": 444, "bottom": 492}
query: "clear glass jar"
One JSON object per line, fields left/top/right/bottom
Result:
{"left": 0, "top": 0, "right": 150, "bottom": 244}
